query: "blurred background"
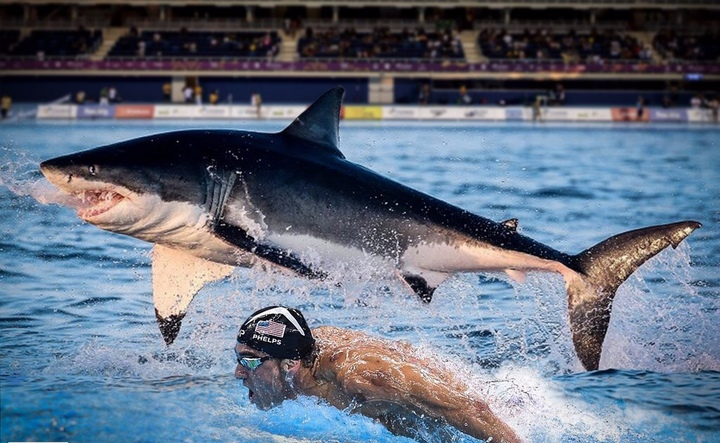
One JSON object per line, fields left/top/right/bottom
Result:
{"left": 0, "top": 0, "right": 718, "bottom": 113}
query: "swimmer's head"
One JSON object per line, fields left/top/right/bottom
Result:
{"left": 237, "top": 306, "right": 315, "bottom": 360}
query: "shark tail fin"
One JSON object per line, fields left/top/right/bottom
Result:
{"left": 566, "top": 220, "right": 700, "bottom": 370}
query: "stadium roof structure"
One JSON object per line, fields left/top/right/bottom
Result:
{"left": 10, "top": 0, "right": 720, "bottom": 9}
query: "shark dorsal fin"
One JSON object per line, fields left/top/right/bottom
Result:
{"left": 281, "top": 86, "right": 345, "bottom": 159}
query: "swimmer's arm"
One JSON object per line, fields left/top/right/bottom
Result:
{"left": 340, "top": 358, "right": 523, "bottom": 443}
{"left": 405, "top": 371, "right": 523, "bottom": 443}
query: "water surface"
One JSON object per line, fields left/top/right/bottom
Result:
{"left": 1, "top": 120, "right": 719, "bottom": 442}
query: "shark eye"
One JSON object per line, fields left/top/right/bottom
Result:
{"left": 89, "top": 165, "right": 97, "bottom": 176}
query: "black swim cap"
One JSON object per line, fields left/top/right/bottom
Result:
{"left": 237, "top": 306, "right": 315, "bottom": 360}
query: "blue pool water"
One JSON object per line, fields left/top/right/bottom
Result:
{"left": 1, "top": 120, "right": 719, "bottom": 443}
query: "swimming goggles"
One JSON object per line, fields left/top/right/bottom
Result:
{"left": 236, "top": 351, "right": 272, "bottom": 371}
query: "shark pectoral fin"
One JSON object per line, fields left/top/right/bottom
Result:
{"left": 504, "top": 269, "right": 526, "bottom": 283}
{"left": 400, "top": 270, "right": 451, "bottom": 303}
{"left": 152, "top": 244, "right": 235, "bottom": 345}
{"left": 402, "top": 274, "right": 436, "bottom": 303}
{"left": 213, "top": 221, "right": 327, "bottom": 280}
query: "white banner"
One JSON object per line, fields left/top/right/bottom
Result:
{"left": 540, "top": 107, "right": 613, "bottom": 122}
{"left": 459, "top": 107, "right": 507, "bottom": 121}
{"left": 687, "top": 109, "right": 716, "bottom": 123}
{"left": 153, "top": 105, "right": 204, "bottom": 119}
{"left": 34, "top": 104, "right": 711, "bottom": 124}
{"left": 417, "top": 107, "right": 466, "bottom": 120}
{"left": 382, "top": 107, "right": 420, "bottom": 120}
{"left": 413, "top": 107, "right": 507, "bottom": 121}
{"left": 197, "top": 106, "right": 232, "bottom": 119}
{"left": 264, "top": 105, "right": 307, "bottom": 119}
{"left": 37, "top": 104, "right": 77, "bottom": 119}
{"left": 230, "top": 105, "right": 306, "bottom": 120}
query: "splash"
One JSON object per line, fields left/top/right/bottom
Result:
{"left": 0, "top": 147, "right": 83, "bottom": 208}
{"left": 603, "top": 243, "right": 720, "bottom": 372}
{"left": 489, "top": 365, "right": 632, "bottom": 442}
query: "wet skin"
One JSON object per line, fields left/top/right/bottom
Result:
{"left": 234, "top": 327, "right": 523, "bottom": 443}
{"left": 234, "top": 344, "right": 294, "bottom": 410}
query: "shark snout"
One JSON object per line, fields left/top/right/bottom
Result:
{"left": 39, "top": 160, "right": 72, "bottom": 189}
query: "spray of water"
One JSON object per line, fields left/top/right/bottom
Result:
{"left": 0, "top": 147, "right": 83, "bottom": 208}
{"left": 603, "top": 243, "right": 720, "bottom": 372}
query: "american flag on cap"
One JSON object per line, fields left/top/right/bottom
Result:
{"left": 255, "top": 320, "right": 286, "bottom": 338}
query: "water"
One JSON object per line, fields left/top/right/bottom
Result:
{"left": 1, "top": 120, "right": 719, "bottom": 443}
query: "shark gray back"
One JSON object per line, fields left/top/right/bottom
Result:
{"left": 40, "top": 87, "right": 701, "bottom": 370}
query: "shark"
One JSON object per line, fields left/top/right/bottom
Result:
{"left": 39, "top": 87, "right": 700, "bottom": 370}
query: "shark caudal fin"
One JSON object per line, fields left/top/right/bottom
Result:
{"left": 566, "top": 220, "right": 701, "bottom": 370}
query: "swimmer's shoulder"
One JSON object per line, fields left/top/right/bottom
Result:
{"left": 313, "top": 326, "right": 370, "bottom": 342}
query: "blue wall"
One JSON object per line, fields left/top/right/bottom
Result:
{"left": 0, "top": 76, "right": 167, "bottom": 103}
{"left": 393, "top": 79, "right": 695, "bottom": 107}
{"left": 0, "top": 75, "right": 696, "bottom": 107}
{"left": 198, "top": 77, "right": 368, "bottom": 104}
{"left": 0, "top": 75, "right": 368, "bottom": 104}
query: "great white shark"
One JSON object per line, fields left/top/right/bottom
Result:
{"left": 40, "top": 87, "right": 700, "bottom": 370}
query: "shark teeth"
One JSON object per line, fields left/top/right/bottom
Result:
{"left": 75, "top": 190, "right": 124, "bottom": 219}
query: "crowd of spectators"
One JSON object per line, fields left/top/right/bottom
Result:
{"left": 297, "top": 26, "right": 464, "bottom": 60}
{"left": 477, "top": 28, "right": 651, "bottom": 63}
{"left": 5, "top": 27, "right": 101, "bottom": 59}
{"left": 0, "top": 30, "right": 21, "bottom": 55}
{"left": 108, "top": 27, "right": 280, "bottom": 59}
{"left": 0, "top": 22, "right": 717, "bottom": 65}
{"left": 652, "top": 29, "right": 719, "bottom": 62}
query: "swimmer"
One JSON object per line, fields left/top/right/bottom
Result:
{"left": 234, "top": 306, "right": 523, "bottom": 443}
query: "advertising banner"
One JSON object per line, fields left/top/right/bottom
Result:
{"left": 505, "top": 107, "right": 528, "bottom": 121}
{"left": 76, "top": 105, "right": 115, "bottom": 119}
{"left": 344, "top": 106, "right": 382, "bottom": 120}
{"left": 417, "top": 107, "right": 468, "bottom": 120}
{"left": 382, "top": 107, "right": 419, "bottom": 120}
{"left": 230, "top": 105, "right": 263, "bottom": 120}
{"left": 649, "top": 108, "right": 688, "bottom": 122}
{"left": 460, "top": 107, "right": 506, "bottom": 121}
{"left": 686, "top": 109, "right": 716, "bottom": 123}
{"left": 541, "top": 108, "right": 612, "bottom": 122}
{"left": 611, "top": 107, "right": 650, "bottom": 122}
{"left": 197, "top": 106, "right": 231, "bottom": 119}
{"left": 153, "top": 105, "right": 203, "bottom": 119}
{"left": 230, "top": 105, "right": 306, "bottom": 120}
{"left": 115, "top": 105, "right": 155, "bottom": 119}
{"left": 6, "top": 59, "right": 720, "bottom": 76}
{"left": 37, "top": 104, "right": 77, "bottom": 119}
{"left": 262, "top": 105, "right": 306, "bottom": 120}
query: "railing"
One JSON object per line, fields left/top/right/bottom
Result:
{"left": 473, "top": 20, "right": 628, "bottom": 32}
{"left": 2, "top": 52, "right": 717, "bottom": 65}
{"left": 1, "top": 57, "right": 718, "bottom": 77}
{"left": 129, "top": 19, "right": 284, "bottom": 32}
{"left": 11, "top": 0, "right": 720, "bottom": 7}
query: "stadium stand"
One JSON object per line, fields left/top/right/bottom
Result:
{"left": 477, "top": 28, "right": 646, "bottom": 63}
{"left": 652, "top": 29, "right": 719, "bottom": 62}
{"left": 297, "top": 27, "right": 464, "bottom": 60}
{"left": 0, "top": 1, "right": 717, "bottom": 108}
{"left": 0, "top": 29, "right": 21, "bottom": 55}
{"left": 8, "top": 27, "right": 102, "bottom": 58}
{"left": 107, "top": 28, "right": 280, "bottom": 59}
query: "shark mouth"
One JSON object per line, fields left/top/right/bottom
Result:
{"left": 75, "top": 190, "right": 125, "bottom": 219}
